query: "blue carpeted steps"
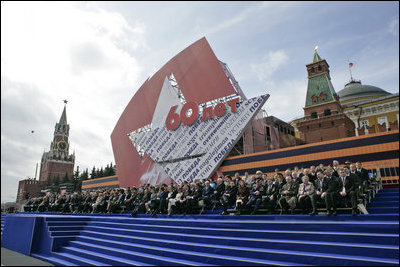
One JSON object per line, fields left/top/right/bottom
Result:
{"left": 368, "top": 201, "right": 399, "bottom": 207}
{"left": 25, "top": 213, "right": 398, "bottom": 266}
{"left": 57, "top": 245, "right": 155, "bottom": 266}
{"left": 77, "top": 226, "right": 398, "bottom": 259}
{"left": 367, "top": 188, "right": 399, "bottom": 214}
{"left": 69, "top": 237, "right": 308, "bottom": 266}
{"left": 1, "top": 215, "right": 6, "bottom": 237}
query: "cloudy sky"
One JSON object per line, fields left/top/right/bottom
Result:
{"left": 1, "top": 1, "right": 398, "bottom": 203}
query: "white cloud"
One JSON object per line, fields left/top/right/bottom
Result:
{"left": 198, "top": 2, "right": 300, "bottom": 37}
{"left": 203, "top": 3, "right": 261, "bottom": 36}
{"left": 251, "top": 50, "right": 290, "bottom": 82}
{"left": 1, "top": 2, "right": 147, "bottom": 203}
{"left": 263, "top": 79, "right": 307, "bottom": 122}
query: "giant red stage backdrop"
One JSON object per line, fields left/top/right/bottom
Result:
{"left": 111, "top": 37, "right": 238, "bottom": 187}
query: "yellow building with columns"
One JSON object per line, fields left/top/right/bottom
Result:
{"left": 338, "top": 79, "right": 399, "bottom": 135}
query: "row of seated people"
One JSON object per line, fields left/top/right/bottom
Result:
{"left": 225, "top": 161, "right": 373, "bottom": 216}
{"left": 23, "top": 188, "right": 128, "bottom": 214}
{"left": 139, "top": 161, "right": 373, "bottom": 216}
{"left": 23, "top": 160, "right": 374, "bottom": 216}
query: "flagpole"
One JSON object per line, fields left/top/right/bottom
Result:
{"left": 348, "top": 59, "right": 353, "bottom": 81}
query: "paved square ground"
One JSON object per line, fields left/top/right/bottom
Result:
{"left": 1, "top": 247, "right": 53, "bottom": 266}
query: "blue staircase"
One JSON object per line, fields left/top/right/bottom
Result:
{"left": 1, "top": 214, "right": 6, "bottom": 237}
{"left": 367, "top": 188, "right": 399, "bottom": 214}
{"left": 25, "top": 212, "right": 398, "bottom": 266}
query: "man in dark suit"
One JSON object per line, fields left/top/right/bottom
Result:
{"left": 356, "top": 161, "right": 370, "bottom": 188}
{"left": 185, "top": 183, "right": 202, "bottom": 214}
{"left": 220, "top": 181, "right": 237, "bottom": 215}
{"left": 262, "top": 177, "right": 278, "bottom": 213}
{"left": 349, "top": 163, "right": 362, "bottom": 188}
{"left": 151, "top": 186, "right": 168, "bottom": 216}
{"left": 324, "top": 168, "right": 340, "bottom": 215}
{"left": 308, "top": 166, "right": 317, "bottom": 184}
{"left": 310, "top": 170, "right": 326, "bottom": 215}
{"left": 214, "top": 177, "right": 225, "bottom": 205}
{"left": 274, "top": 173, "right": 286, "bottom": 192}
{"left": 335, "top": 167, "right": 358, "bottom": 216}
{"left": 246, "top": 178, "right": 264, "bottom": 215}
{"left": 332, "top": 160, "right": 340, "bottom": 177}
{"left": 199, "top": 180, "right": 214, "bottom": 213}
{"left": 176, "top": 185, "right": 192, "bottom": 214}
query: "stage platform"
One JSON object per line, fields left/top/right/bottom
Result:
{"left": 1, "top": 188, "right": 399, "bottom": 266}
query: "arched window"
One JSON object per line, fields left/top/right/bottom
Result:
{"left": 311, "top": 67, "right": 315, "bottom": 73}
{"left": 318, "top": 65, "right": 322, "bottom": 71}
{"left": 311, "top": 95, "right": 318, "bottom": 104}
{"left": 324, "top": 109, "right": 331, "bottom": 116}
{"left": 319, "top": 92, "right": 327, "bottom": 102}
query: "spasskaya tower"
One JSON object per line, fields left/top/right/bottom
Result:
{"left": 39, "top": 101, "right": 75, "bottom": 182}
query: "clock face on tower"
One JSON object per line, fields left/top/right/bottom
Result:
{"left": 57, "top": 140, "right": 68, "bottom": 152}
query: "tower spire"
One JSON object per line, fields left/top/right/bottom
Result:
{"left": 312, "top": 45, "right": 322, "bottom": 63}
{"left": 59, "top": 100, "right": 67, "bottom": 124}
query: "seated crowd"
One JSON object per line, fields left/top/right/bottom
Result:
{"left": 23, "top": 160, "right": 376, "bottom": 216}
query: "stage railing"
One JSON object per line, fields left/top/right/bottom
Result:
{"left": 364, "top": 160, "right": 399, "bottom": 185}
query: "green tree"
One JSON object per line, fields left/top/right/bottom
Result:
{"left": 54, "top": 175, "right": 60, "bottom": 186}
{"left": 110, "top": 163, "right": 116, "bottom": 176}
{"left": 104, "top": 164, "right": 110, "bottom": 176}
{"left": 98, "top": 167, "right": 104, "bottom": 178}
{"left": 90, "top": 166, "right": 96, "bottom": 179}
{"left": 74, "top": 167, "right": 80, "bottom": 180}
{"left": 73, "top": 167, "right": 80, "bottom": 191}
{"left": 62, "top": 172, "right": 70, "bottom": 184}
{"left": 81, "top": 168, "right": 89, "bottom": 180}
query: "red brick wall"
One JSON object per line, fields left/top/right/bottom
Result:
{"left": 40, "top": 161, "right": 74, "bottom": 182}
{"left": 298, "top": 114, "right": 355, "bottom": 144}
{"left": 303, "top": 102, "right": 343, "bottom": 118}
{"left": 16, "top": 179, "right": 44, "bottom": 203}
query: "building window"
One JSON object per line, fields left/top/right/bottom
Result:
{"left": 377, "top": 116, "right": 387, "bottom": 125}
{"left": 320, "top": 93, "right": 327, "bottom": 102}
{"left": 360, "top": 120, "right": 369, "bottom": 127}
{"left": 319, "top": 123, "right": 322, "bottom": 128}
{"left": 311, "top": 95, "right": 318, "bottom": 104}
{"left": 331, "top": 121, "right": 334, "bottom": 126}
{"left": 311, "top": 67, "right": 315, "bottom": 73}
{"left": 266, "top": 127, "right": 271, "bottom": 142}
{"left": 318, "top": 65, "right": 322, "bottom": 71}
{"left": 324, "top": 109, "right": 331, "bottom": 116}
{"left": 311, "top": 112, "right": 318, "bottom": 119}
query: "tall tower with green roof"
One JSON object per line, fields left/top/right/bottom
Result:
{"left": 39, "top": 101, "right": 75, "bottom": 183}
{"left": 297, "top": 48, "right": 355, "bottom": 143}
{"left": 304, "top": 48, "right": 338, "bottom": 108}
